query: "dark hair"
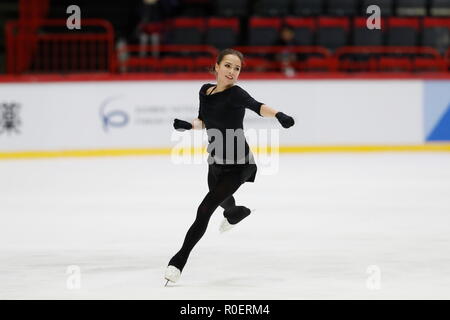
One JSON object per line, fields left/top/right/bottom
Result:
{"left": 210, "top": 48, "right": 244, "bottom": 75}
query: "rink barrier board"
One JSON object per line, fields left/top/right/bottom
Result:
{"left": 1, "top": 76, "right": 448, "bottom": 154}
{"left": 1, "top": 144, "right": 450, "bottom": 160}
{"left": 0, "top": 79, "right": 427, "bottom": 150}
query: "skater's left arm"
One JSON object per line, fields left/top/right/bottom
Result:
{"left": 260, "top": 104, "right": 278, "bottom": 118}
{"left": 260, "top": 104, "right": 295, "bottom": 128}
{"left": 236, "top": 87, "right": 294, "bottom": 128}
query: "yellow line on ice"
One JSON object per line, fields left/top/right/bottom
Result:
{"left": 1, "top": 144, "right": 450, "bottom": 160}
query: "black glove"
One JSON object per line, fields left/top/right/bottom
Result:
{"left": 275, "top": 112, "right": 294, "bottom": 128}
{"left": 173, "top": 118, "right": 193, "bottom": 131}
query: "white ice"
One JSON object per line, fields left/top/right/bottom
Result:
{"left": 1, "top": 153, "right": 450, "bottom": 299}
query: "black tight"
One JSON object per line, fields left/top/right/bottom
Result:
{"left": 168, "top": 165, "right": 254, "bottom": 272}
{"left": 208, "top": 163, "right": 236, "bottom": 211}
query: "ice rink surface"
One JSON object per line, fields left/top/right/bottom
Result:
{"left": 1, "top": 153, "right": 450, "bottom": 299}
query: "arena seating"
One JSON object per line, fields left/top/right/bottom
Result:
{"left": 248, "top": 17, "right": 282, "bottom": 46}
{"left": 353, "top": 17, "right": 385, "bottom": 46}
{"left": 284, "top": 17, "right": 315, "bottom": 46}
{"left": 3, "top": 0, "right": 450, "bottom": 74}
{"left": 316, "top": 17, "right": 351, "bottom": 52}
{"left": 423, "top": 17, "right": 450, "bottom": 54}
{"left": 205, "top": 17, "right": 240, "bottom": 50}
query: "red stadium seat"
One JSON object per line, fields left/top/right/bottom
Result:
{"left": 378, "top": 57, "right": 413, "bottom": 72}
{"left": 207, "top": 17, "right": 240, "bottom": 31}
{"left": 249, "top": 17, "right": 283, "bottom": 29}
{"left": 317, "top": 17, "right": 350, "bottom": 51}
{"left": 387, "top": 17, "right": 420, "bottom": 46}
{"left": 284, "top": 17, "right": 316, "bottom": 46}
{"left": 171, "top": 17, "right": 206, "bottom": 29}
{"left": 294, "top": 57, "right": 338, "bottom": 72}
{"left": 206, "top": 17, "right": 240, "bottom": 49}
{"left": 284, "top": 17, "right": 316, "bottom": 29}
{"left": 248, "top": 17, "right": 282, "bottom": 46}
{"left": 353, "top": 17, "right": 385, "bottom": 46}
{"left": 413, "top": 57, "right": 448, "bottom": 72}
{"left": 160, "top": 57, "right": 195, "bottom": 72}
{"left": 242, "top": 57, "right": 276, "bottom": 72}
{"left": 122, "top": 57, "right": 161, "bottom": 73}
{"left": 424, "top": 17, "right": 450, "bottom": 28}
{"left": 318, "top": 17, "right": 351, "bottom": 29}
{"left": 193, "top": 56, "right": 216, "bottom": 72}
{"left": 339, "top": 58, "right": 378, "bottom": 72}
{"left": 167, "top": 17, "right": 206, "bottom": 45}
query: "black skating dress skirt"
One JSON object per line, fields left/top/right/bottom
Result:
{"left": 208, "top": 161, "right": 257, "bottom": 185}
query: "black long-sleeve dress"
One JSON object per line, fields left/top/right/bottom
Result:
{"left": 198, "top": 83, "right": 264, "bottom": 183}
{"left": 167, "top": 83, "right": 263, "bottom": 273}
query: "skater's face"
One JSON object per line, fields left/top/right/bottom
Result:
{"left": 215, "top": 54, "right": 241, "bottom": 86}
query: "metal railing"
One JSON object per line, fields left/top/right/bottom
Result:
{"left": 6, "top": 19, "right": 115, "bottom": 74}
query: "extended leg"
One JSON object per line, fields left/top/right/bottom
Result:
{"left": 169, "top": 171, "right": 244, "bottom": 272}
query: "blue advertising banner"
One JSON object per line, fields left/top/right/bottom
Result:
{"left": 424, "top": 81, "right": 450, "bottom": 142}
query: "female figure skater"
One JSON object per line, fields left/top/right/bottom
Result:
{"left": 165, "top": 48, "right": 295, "bottom": 285}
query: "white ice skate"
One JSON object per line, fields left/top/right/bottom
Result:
{"left": 219, "top": 208, "right": 255, "bottom": 233}
{"left": 164, "top": 265, "right": 181, "bottom": 286}
{"left": 219, "top": 218, "right": 235, "bottom": 233}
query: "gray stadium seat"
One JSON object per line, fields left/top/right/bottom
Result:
{"left": 422, "top": 17, "right": 450, "bottom": 55}
{"left": 292, "top": 0, "right": 324, "bottom": 16}
{"left": 254, "top": 0, "right": 291, "bottom": 17}
{"left": 396, "top": 0, "right": 427, "bottom": 17}
{"left": 166, "top": 17, "right": 205, "bottom": 45}
{"left": 214, "top": 0, "right": 250, "bottom": 17}
{"left": 352, "top": 17, "right": 385, "bottom": 46}
{"left": 248, "top": 17, "right": 282, "bottom": 46}
{"left": 386, "top": 17, "right": 420, "bottom": 46}
{"left": 317, "top": 17, "right": 350, "bottom": 52}
{"left": 206, "top": 17, "right": 240, "bottom": 50}
{"left": 284, "top": 17, "right": 316, "bottom": 46}
{"left": 327, "top": 0, "right": 358, "bottom": 16}
{"left": 430, "top": 0, "right": 450, "bottom": 16}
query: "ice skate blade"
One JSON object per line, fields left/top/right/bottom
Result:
{"left": 164, "top": 265, "right": 181, "bottom": 284}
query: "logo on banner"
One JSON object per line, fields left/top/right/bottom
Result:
{"left": 99, "top": 96, "right": 130, "bottom": 132}
{"left": 0, "top": 102, "right": 21, "bottom": 135}
{"left": 427, "top": 103, "right": 450, "bottom": 141}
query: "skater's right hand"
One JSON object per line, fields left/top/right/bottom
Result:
{"left": 173, "top": 118, "right": 193, "bottom": 131}
{"left": 275, "top": 112, "right": 295, "bottom": 128}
